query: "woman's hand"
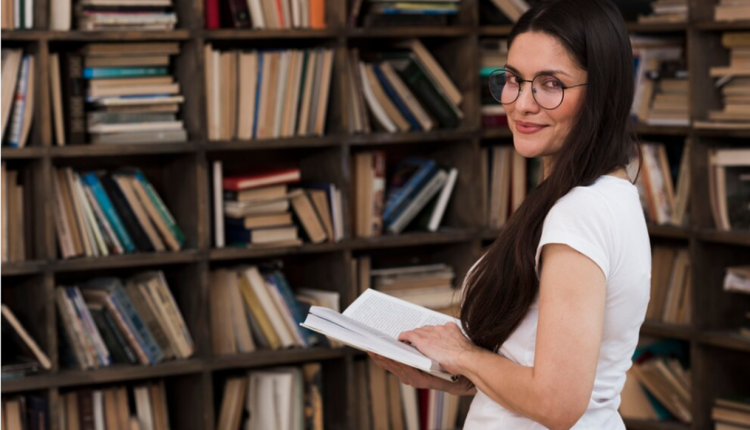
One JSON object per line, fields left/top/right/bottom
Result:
{"left": 398, "top": 322, "right": 480, "bottom": 376}
{"left": 367, "top": 352, "right": 476, "bottom": 396}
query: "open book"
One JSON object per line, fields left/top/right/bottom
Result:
{"left": 300, "top": 289, "right": 460, "bottom": 382}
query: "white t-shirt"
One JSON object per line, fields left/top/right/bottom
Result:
{"left": 463, "top": 175, "right": 652, "bottom": 430}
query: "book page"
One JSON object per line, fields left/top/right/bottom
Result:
{"left": 343, "top": 289, "right": 459, "bottom": 339}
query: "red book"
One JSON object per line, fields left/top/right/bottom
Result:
{"left": 205, "top": 0, "right": 220, "bottom": 28}
{"left": 419, "top": 388, "right": 430, "bottom": 430}
{"left": 222, "top": 168, "right": 301, "bottom": 191}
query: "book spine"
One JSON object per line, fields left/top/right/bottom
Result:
{"left": 78, "top": 390, "right": 95, "bottom": 430}
{"left": 382, "top": 160, "right": 437, "bottom": 222}
{"left": 227, "top": 0, "right": 252, "bottom": 27}
{"left": 100, "top": 174, "right": 155, "bottom": 252}
{"left": 62, "top": 53, "right": 87, "bottom": 144}
{"left": 397, "top": 59, "right": 459, "bottom": 128}
{"left": 83, "top": 67, "right": 168, "bottom": 79}
{"left": 100, "top": 306, "right": 138, "bottom": 364}
{"left": 152, "top": 272, "right": 194, "bottom": 357}
{"left": 81, "top": 173, "right": 136, "bottom": 253}
{"left": 99, "top": 293, "right": 150, "bottom": 365}
{"left": 70, "top": 288, "right": 112, "bottom": 366}
{"left": 111, "top": 285, "right": 164, "bottom": 364}
{"left": 271, "top": 271, "right": 320, "bottom": 346}
{"left": 373, "top": 63, "right": 420, "bottom": 131}
{"left": 7, "top": 55, "right": 30, "bottom": 147}
{"left": 387, "top": 170, "right": 447, "bottom": 234}
{"left": 89, "top": 307, "right": 131, "bottom": 365}
{"left": 125, "top": 283, "right": 175, "bottom": 360}
{"left": 64, "top": 287, "right": 99, "bottom": 368}
{"left": 133, "top": 169, "right": 185, "bottom": 246}
{"left": 83, "top": 184, "right": 123, "bottom": 255}
{"left": 55, "top": 289, "right": 89, "bottom": 369}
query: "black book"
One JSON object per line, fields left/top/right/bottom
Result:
{"left": 27, "top": 396, "right": 49, "bottom": 430}
{"left": 60, "top": 52, "right": 87, "bottom": 144}
{"left": 99, "top": 174, "right": 155, "bottom": 252}
{"left": 89, "top": 305, "right": 137, "bottom": 365}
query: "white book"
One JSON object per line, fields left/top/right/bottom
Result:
{"left": 88, "top": 121, "right": 183, "bottom": 134}
{"left": 273, "top": 51, "right": 290, "bottom": 138}
{"left": 135, "top": 386, "right": 155, "bottom": 430}
{"left": 73, "top": 172, "right": 109, "bottom": 256}
{"left": 93, "top": 390, "right": 105, "bottom": 430}
{"left": 83, "top": 184, "right": 125, "bottom": 255}
{"left": 300, "top": 288, "right": 460, "bottom": 382}
{"left": 65, "top": 169, "right": 96, "bottom": 257}
{"left": 50, "top": 0, "right": 72, "bottom": 29}
{"left": 427, "top": 167, "right": 458, "bottom": 232}
{"left": 400, "top": 383, "right": 420, "bottom": 430}
{"left": 387, "top": 170, "right": 448, "bottom": 234}
{"left": 359, "top": 61, "right": 397, "bottom": 132}
{"left": 248, "top": 374, "right": 279, "bottom": 430}
{"left": 93, "top": 95, "right": 185, "bottom": 107}
{"left": 247, "top": 0, "right": 266, "bottom": 28}
{"left": 241, "top": 267, "right": 297, "bottom": 348}
{"left": 213, "top": 161, "right": 224, "bottom": 248}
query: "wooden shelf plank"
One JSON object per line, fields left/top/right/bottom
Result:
{"left": 209, "top": 348, "right": 347, "bottom": 371}
{"left": 202, "top": 28, "right": 340, "bottom": 39}
{"left": 1, "top": 30, "right": 49, "bottom": 40}
{"left": 626, "top": 22, "right": 688, "bottom": 33}
{"left": 347, "top": 229, "right": 477, "bottom": 250}
{"left": 640, "top": 321, "right": 693, "bottom": 340}
{"left": 634, "top": 124, "right": 691, "bottom": 136}
{"left": 479, "top": 26, "right": 514, "bottom": 36}
{"left": 53, "top": 250, "right": 201, "bottom": 272}
{"left": 647, "top": 224, "right": 691, "bottom": 240}
{"left": 348, "top": 129, "right": 476, "bottom": 146}
{"left": 695, "top": 21, "right": 750, "bottom": 30}
{"left": 1, "top": 260, "right": 47, "bottom": 276}
{"left": 697, "top": 331, "right": 750, "bottom": 353}
{"left": 695, "top": 128, "right": 750, "bottom": 139}
{"left": 205, "top": 135, "right": 343, "bottom": 151}
{"left": 624, "top": 419, "right": 691, "bottom": 430}
{"left": 481, "top": 128, "right": 513, "bottom": 139}
{"left": 50, "top": 142, "right": 197, "bottom": 158}
{"left": 1, "top": 147, "right": 46, "bottom": 159}
{"left": 696, "top": 230, "right": 750, "bottom": 247}
{"left": 209, "top": 242, "right": 345, "bottom": 261}
{"left": 347, "top": 26, "right": 472, "bottom": 38}
{"left": 46, "top": 30, "right": 191, "bottom": 41}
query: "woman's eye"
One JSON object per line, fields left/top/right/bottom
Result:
{"left": 543, "top": 78, "right": 562, "bottom": 89}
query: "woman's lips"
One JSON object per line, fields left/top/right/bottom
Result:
{"left": 514, "top": 121, "right": 548, "bottom": 134}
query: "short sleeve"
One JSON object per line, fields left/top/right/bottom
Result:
{"left": 535, "top": 188, "right": 613, "bottom": 281}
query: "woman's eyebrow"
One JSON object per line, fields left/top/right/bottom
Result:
{"left": 504, "top": 64, "right": 572, "bottom": 78}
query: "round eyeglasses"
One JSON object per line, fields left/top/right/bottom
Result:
{"left": 488, "top": 69, "right": 588, "bottom": 110}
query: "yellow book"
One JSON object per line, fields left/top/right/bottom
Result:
{"left": 237, "top": 272, "right": 282, "bottom": 350}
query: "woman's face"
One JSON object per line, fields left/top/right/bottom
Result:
{"left": 504, "top": 31, "right": 588, "bottom": 159}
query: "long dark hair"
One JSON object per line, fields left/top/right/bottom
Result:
{"left": 460, "top": 0, "right": 636, "bottom": 352}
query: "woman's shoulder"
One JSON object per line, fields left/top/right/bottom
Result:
{"left": 552, "top": 175, "right": 637, "bottom": 218}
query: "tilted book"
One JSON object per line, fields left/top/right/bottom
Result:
{"left": 301, "top": 288, "right": 460, "bottom": 382}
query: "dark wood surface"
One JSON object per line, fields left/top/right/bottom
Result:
{"left": 2, "top": 1, "right": 748, "bottom": 430}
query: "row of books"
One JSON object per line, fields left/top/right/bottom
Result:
{"left": 713, "top": 397, "right": 750, "bottom": 430}
{"left": 483, "top": 146, "right": 540, "bottom": 229}
{"left": 647, "top": 247, "right": 691, "bottom": 325}
{"left": 212, "top": 165, "right": 343, "bottom": 248}
{"left": 708, "top": 148, "right": 750, "bottom": 231}
{"left": 2, "top": 50, "right": 35, "bottom": 148}
{"left": 2, "top": 304, "right": 52, "bottom": 379}
{"left": 56, "top": 273, "right": 194, "bottom": 370}
{"left": 722, "top": 266, "right": 750, "bottom": 339}
{"left": 637, "top": 0, "right": 687, "bottom": 24}
{"left": 2, "top": 164, "right": 27, "bottom": 263}
{"left": 351, "top": 0, "right": 460, "bottom": 28}
{"left": 205, "top": 0, "right": 325, "bottom": 29}
{"left": 48, "top": 0, "right": 177, "bottom": 30}
{"left": 210, "top": 264, "right": 339, "bottom": 354}
{"left": 356, "top": 257, "right": 459, "bottom": 313}
{"left": 631, "top": 36, "right": 685, "bottom": 125}
{"left": 1, "top": 396, "right": 47, "bottom": 430}
{"left": 354, "top": 153, "right": 458, "bottom": 237}
{"left": 60, "top": 382, "right": 171, "bottom": 430}
{"left": 357, "top": 359, "right": 462, "bottom": 430}
{"left": 631, "top": 141, "right": 691, "bottom": 227}
{"left": 344, "top": 40, "right": 464, "bottom": 134}
{"left": 216, "top": 363, "right": 323, "bottom": 430}
{"left": 480, "top": 38, "right": 508, "bottom": 128}
{"left": 52, "top": 43, "right": 187, "bottom": 146}
{"left": 714, "top": 0, "right": 750, "bottom": 21}
{"left": 204, "top": 47, "right": 334, "bottom": 141}
{"left": 620, "top": 340, "right": 692, "bottom": 423}
{"left": 52, "top": 167, "right": 185, "bottom": 259}
{"left": 0, "top": 0, "right": 32, "bottom": 29}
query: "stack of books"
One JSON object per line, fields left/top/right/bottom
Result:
{"left": 631, "top": 36, "right": 684, "bottom": 124}
{"left": 700, "top": 33, "right": 750, "bottom": 127}
{"left": 480, "top": 39, "right": 508, "bottom": 128}
{"left": 75, "top": 0, "right": 178, "bottom": 30}
{"left": 216, "top": 364, "right": 324, "bottom": 430}
{"left": 204, "top": 47, "right": 335, "bottom": 141}
{"left": 51, "top": 167, "right": 185, "bottom": 259}
{"left": 483, "top": 146, "right": 533, "bottom": 229}
{"left": 359, "top": 359, "right": 461, "bottom": 430}
{"left": 637, "top": 0, "right": 688, "bottom": 24}
{"left": 2, "top": 49, "right": 35, "bottom": 148}
{"left": 1, "top": 396, "right": 48, "bottom": 430}
{"left": 53, "top": 43, "right": 187, "bottom": 145}
{"left": 2, "top": 304, "right": 52, "bottom": 379}
{"left": 56, "top": 273, "right": 194, "bottom": 370}
{"left": 707, "top": 148, "right": 750, "bottom": 231}
{"left": 371, "top": 263, "right": 458, "bottom": 312}
{"left": 60, "top": 382, "right": 170, "bottom": 430}
{"left": 209, "top": 264, "right": 339, "bottom": 354}
{"left": 714, "top": 0, "right": 750, "bottom": 21}
{"left": 205, "top": 0, "right": 325, "bottom": 29}
{"left": 620, "top": 340, "right": 691, "bottom": 423}
{"left": 345, "top": 40, "right": 463, "bottom": 134}
{"left": 647, "top": 247, "right": 692, "bottom": 325}
{"left": 354, "top": 153, "right": 458, "bottom": 237}
{"left": 0, "top": 0, "right": 33, "bottom": 28}
{"left": 2, "top": 164, "right": 27, "bottom": 263}
{"left": 713, "top": 397, "right": 750, "bottom": 430}
{"left": 642, "top": 60, "right": 689, "bottom": 126}
{"left": 355, "top": 0, "right": 460, "bottom": 27}
{"left": 631, "top": 141, "right": 691, "bottom": 227}
{"left": 486, "top": 0, "right": 529, "bottom": 23}
{"left": 213, "top": 165, "right": 343, "bottom": 248}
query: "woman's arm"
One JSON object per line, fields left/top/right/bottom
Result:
{"left": 398, "top": 243, "right": 606, "bottom": 430}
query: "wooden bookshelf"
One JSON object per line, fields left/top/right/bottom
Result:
{"left": 1, "top": 0, "right": 749, "bottom": 429}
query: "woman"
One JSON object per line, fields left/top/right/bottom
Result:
{"left": 368, "top": 0, "right": 651, "bottom": 429}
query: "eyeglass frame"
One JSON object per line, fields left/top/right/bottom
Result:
{"left": 489, "top": 68, "right": 588, "bottom": 110}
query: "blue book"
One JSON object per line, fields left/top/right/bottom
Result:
{"left": 67, "top": 287, "right": 112, "bottom": 366}
{"left": 81, "top": 172, "right": 136, "bottom": 253}
{"left": 7, "top": 55, "right": 31, "bottom": 148}
{"left": 83, "top": 278, "right": 164, "bottom": 365}
{"left": 373, "top": 63, "right": 421, "bottom": 131}
{"left": 382, "top": 158, "right": 438, "bottom": 222}
{"left": 252, "top": 52, "right": 264, "bottom": 139}
{"left": 83, "top": 67, "right": 169, "bottom": 79}
{"left": 132, "top": 169, "right": 185, "bottom": 247}
{"left": 267, "top": 271, "right": 320, "bottom": 347}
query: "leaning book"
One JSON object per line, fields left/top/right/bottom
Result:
{"left": 300, "top": 288, "right": 460, "bottom": 382}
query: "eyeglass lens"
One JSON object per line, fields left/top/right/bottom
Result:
{"left": 488, "top": 70, "right": 565, "bottom": 109}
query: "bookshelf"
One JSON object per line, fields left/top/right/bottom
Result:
{"left": 1, "top": 0, "right": 749, "bottom": 428}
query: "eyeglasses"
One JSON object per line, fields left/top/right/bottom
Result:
{"left": 488, "top": 69, "right": 588, "bottom": 110}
